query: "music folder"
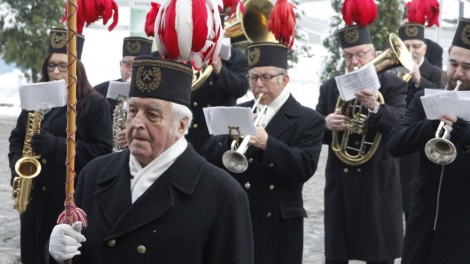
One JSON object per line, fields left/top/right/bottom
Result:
{"left": 203, "top": 107, "right": 257, "bottom": 136}
{"left": 19, "top": 80, "right": 66, "bottom": 111}
{"left": 107, "top": 80, "right": 130, "bottom": 100}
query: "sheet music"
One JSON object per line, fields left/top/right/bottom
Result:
{"left": 220, "top": 38, "right": 231, "bottom": 61}
{"left": 203, "top": 107, "right": 256, "bottom": 136}
{"left": 421, "top": 89, "right": 470, "bottom": 120}
{"left": 335, "top": 64, "right": 381, "bottom": 101}
{"left": 19, "top": 80, "right": 66, "bottom": 111}
{"left": 107, "top": 80, "right": 130, "bottom": 100}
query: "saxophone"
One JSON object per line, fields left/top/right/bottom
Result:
{"left": 112, "top": 95, "right": 127, "bottom": 153}
{"left": 12, "top": 110, "right": 42, "bottom": 214}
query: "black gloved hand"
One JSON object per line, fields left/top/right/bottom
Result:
{"left": 451, "top": 118, "right": 470, "bottom": 145}
{"left": 31, "top": 130, "right": 57, "bottom": 155}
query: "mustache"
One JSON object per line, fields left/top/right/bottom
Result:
{"left": 131, "top": 131, "right": 150, "bottom": 141}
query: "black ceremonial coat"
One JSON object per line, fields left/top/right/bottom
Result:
{"left": 8, "top": 93, "right": 113, "bottom": 264}
{"left": 94, "top": 78, "right": 123, "bottom": 117}
{"left": 400, "top": 59, "right": 442, "bottom": 214}
{"left": 203, "top": 94, "right": 325, "bottom": 264}
{"left": 61, "top": 146, "right": 254, "bottom": 264}
{"left": 187, "top": 47, "right": 249, "bottom": 155}
{"left": 316, "top": 73, "right": 407, "bottom": 261}
{"left": 387, "top": 90, "right": 470, "bottom": 263}
{"left": 424, "top": 38, "right": 443, "bottom": 69}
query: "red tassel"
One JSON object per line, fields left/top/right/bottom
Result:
{"left": 268, "top": 0, "right": 296, "bottom": 49}
{"left": 145, "top": 2, "right": 161, "bottom": 37}
{"left": 406, "top": 0, "right": 440, "bottom": 27}
{"left": 57, "top": 205, "right": 88, "bottom": 228}
{"left": 63, "top": 0, "right": 119, "bottom": 33}
{"left": 342, "top": 0, "right": 377, "bottom": 27}
{"left": 192, "top": 0, "right": 208, "bottom": 52}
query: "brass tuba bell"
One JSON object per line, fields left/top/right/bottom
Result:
{"left": 331, "top": 33, "right": 413, "bottom": 166}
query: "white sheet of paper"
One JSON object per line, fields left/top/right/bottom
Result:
{"left": 219, "top": 38, "right": 231, "bottom": 61}
{"left": 335, "top": 64, "right": 380, "bottom": 101}
{"left": 19, "top": 80, "right": 66, "bottom": 111}
{"left": 421, "top": 90, "right": 470, "bottom": 119}
{"left": 203, "top": 107, "right": 256, "bottom": 136}
{"left": 107, "top": 81, "right": 130, "bottom": 100}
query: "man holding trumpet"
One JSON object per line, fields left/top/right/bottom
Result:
{"left": 203, "top": 41, "right": 325, "bottom": 263}
{"left": 387, "top": 18, "right": 470, "bottom": 263}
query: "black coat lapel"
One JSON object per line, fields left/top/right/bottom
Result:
{"left": 41, "top": 106, "right": 66, "bottom": 131}
{"left": 106, "top": 145, "right": 205, "bottom": 239}
{"left": 419, "top": 59, "right": 433, "bottom": 80}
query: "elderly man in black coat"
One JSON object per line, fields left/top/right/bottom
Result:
{"left": 48, "top": 56, "right": 254, "bottom": 264}
{"left": 187, "top": 47, "right": 249, "bottom": 155}
{"left": 397, "top": 22, "right": 443, "bottom": 221}
{"left": 316, "top": 22, "right": 407, "bottom": 263}
{"left": 387, "top": 18, "right": 470, "bottom": 264}
{"left": 203, "top": 42, "right": 325, "bottom": 264}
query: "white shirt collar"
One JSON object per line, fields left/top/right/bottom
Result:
{"left": 257, "top": 89, "right": 290, "bottom": 127}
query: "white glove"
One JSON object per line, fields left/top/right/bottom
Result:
{"left": 49, "top": 221, "right": 86, "bottom": 263}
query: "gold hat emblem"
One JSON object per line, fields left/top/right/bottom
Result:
{"left": 461, "top": 24, "right": 470, "bottom": 46}
{"left": 248, "top": 48, "right": 261, "bottom": 67}
{"left": 126, "top": 41, "right": 142, "bottom": 54}
{"left": 344, "top": 28, "right": 360, "bottom": 44}
{"left": 51, "top": 32, "right": 67, "bottom": 49}
{"left": 136, "top": 66, "right": 162, "bottom": 93}
{"left": 405, "top": 26, "right": 418, "bottom": 37}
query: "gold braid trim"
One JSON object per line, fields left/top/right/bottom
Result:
{"left": 133, "top": 59, "right": 193, "bottom": 76}
{"left": 247, "top": 43, "right": 287, "bottom": 49}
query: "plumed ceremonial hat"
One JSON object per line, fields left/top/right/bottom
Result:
{"left": 48, "top": 28, "right": 85, "bottom": 60}
{"left": 337, "top": 0, "right": 377, "bottom": 49}
{"left": 452, "top": 18, "right": 470, "bottom": 50}
{"left": 129, "top": 56, "right": 192, "bottom": 107}
{"left": 399, "top": 0, "right": 440, "bottom": 41}
{"left": 246, "top": 42, "right": 288, "bottom": 69}
{"left": 123, "top": 37, "right": 153, "bottom": 57}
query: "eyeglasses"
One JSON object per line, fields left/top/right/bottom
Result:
{"left": 342, "top": 48, "right": 373, "bottom": 61}
{"left": 405, "top": 43, "right": 423, "bottom": 50}
{"left": 47, "top": 63, "right": 68, "bottom": 72}
{"left": 121, "top": 60, "right": 133, "bottom": 68}
{"left": 247, "top": 73, "right": 284, "bottom": 83}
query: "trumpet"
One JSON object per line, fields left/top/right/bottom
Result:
{"left": 222, "top": 93, "right": 267, "bottom": 173}
{"left": 424, "top": 80, "right": 462, "bottom": 165}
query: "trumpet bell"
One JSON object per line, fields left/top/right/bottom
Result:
{"left": 424, "top": 138, "right": 457, "bottom": 165}
{"left": 222, "top": 150, "right": 249, "bottom": 173}
{"left": 15, "top": 157, "right": 41, "bottom": 178}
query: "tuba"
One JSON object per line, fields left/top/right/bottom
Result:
{"left": 331, "top": 33, "right": 413, "bottom": 166}
{"left": 12, "top": 110, "right": 42, "bottom": 214}
{"left": 222, "top": 93, "right": 267, "bottom": 173}
{"left": 192, "top": 66, "right": 213, "bottom": 91}
{"left": 424, "top": 80, "right": 462, "bottom": 165}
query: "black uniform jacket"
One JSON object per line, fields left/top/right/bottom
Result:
{"left": 65, "top": 145, "right": 254, "bottom": 264}
{"left": 400, "top": 58, "right": 442, "bottom": 213}
{"left": 94, "top": 78, "right": 123, "bottom": 116}
{"left": 387, "top": 90, "right": 470, "bottom": 264}
{"left": 424, "top": 38, "right": 443, "bottom": 69}
{"left": 8, "top": 92, "right": 112, "bottom": 264}
{"left": 203, "top": 94, "right": 325, "bottom": 264}
{"left": 316, "top": 73, "right": 407, "bottom": 261}
{"left": 187, "top": 47, "right": 249, "bottom": 155}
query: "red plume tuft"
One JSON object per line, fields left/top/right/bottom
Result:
{"left": 268, "top": 0, "right": 296, "bottom": 49}
{"left": 145, "top": 2, "right": 161, "bottom": 37}
{"left": 342, "top": 0, "right": 377, "bottom": 27}
{"left": 406, "top": 0, "right": 440, "bottom": 27}
{"left": 62, "top": 0, "right": 119, "bottom": 33}
{"left": 222, "top": 0, "right": 245, "bottom": 18}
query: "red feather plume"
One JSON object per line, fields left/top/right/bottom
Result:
{"left": 342, "top": 0, "right": 377, "bottom": 27}
{"left": 405, "top": 0, "right": 440, "bottom": 27}
{"left": 62, "top": 0, "right": 119, "bottom": 33}
{"left": 268, "top": 0, "right": 296, "bottom": 49}
{"left": 145, "top": 2, "right": 161, "bottom": 37}
{"left": 222, "top": 0, "right": 245, "bottom": 18}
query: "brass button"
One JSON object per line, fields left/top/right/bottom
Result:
{"left": 42, "top": 186, "right": 46, "bottom": 192}
{"left": 269, "top": 163, "right": 274, "bottom": 168}
{"left": 248, "top": 158, "right": 253, "bottom": 163}
{"left": 219, "top": 142, "right": 223, "bottom": 148}
{"left": 137, "top": 245, "right": 146, "bottom": 254}
{"left": 245, "top": 182, "right": 251, "bottom": 189}
{"left": 355, "top": 141, "right": 360, "bottom": 146}
{"left": 357, "top": 168, "right": 361, "bottom": 173}
{"left": 209, "top": 81, "right": 214, "bottom": 86}
{"left": 42, "top": 159, "right": 47, "bottom": 164}
{"left": 107, "top": 240, "right": 116, "bottom": 247}
{"left": 193, "top": 124, "right": 198, "bottom": 129}
{"left": 193, "top": 102, "right": 198, "bottom": 107}
{"left": 207, "top": 104, "right": 211, "bottom": 107}
{"left": 267, "top": 213, "right": 272, "bottom": 218}
{"left": 343, "top": 168, "right": 349, "bottom": 173}
{"left": 269, "top": 185, "right": 274, "bottom": 190}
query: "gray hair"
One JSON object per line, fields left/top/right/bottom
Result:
{"left": 277, "top": 68, "right": 288, "bottom": 85}
{"left": 170, "top": 102, "right": 193, "bottom": 135}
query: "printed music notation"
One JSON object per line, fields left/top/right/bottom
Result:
{"left": 19, "top": 80, "right": 66, "bottom": 111}
{"left": 335, "top": 64, "right": 381, "bottom": 101}
{"left": 203, "top": 107, "right": 257, "bottom": 136}
{"left": 421, "top": 89, "right": 470, "bottom": 120}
